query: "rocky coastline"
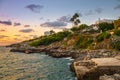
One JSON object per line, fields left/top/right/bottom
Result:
{"left": 9, "top": 43, "right": 120, "bottom": 80}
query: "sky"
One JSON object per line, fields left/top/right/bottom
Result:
{"left": 0, "top": 0, "right": 120, "bottom": 46}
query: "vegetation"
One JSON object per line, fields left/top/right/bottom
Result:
{"left": 70, "top": 13, "right": 80, "bottom": 26}
{"left": 50, "top": 30, "right": 55, "bottom": 34}
{"left": 114, "top": 29, "right": 120, "bottom": 36}
{"left": 99, "top": 22, "right": 114, "bottom": 32}
{"left": 114, "top": 18, "right": 120, "bottom": 29}
{"left": 110, "top": 37, "right": 120, "bottom": 50}
{"left": 70, "top": 24, "right": 89, "bottom": 32}
{"left": 79, "top": 24, "right": 89, "bottom": 29}
{"left": 75, "top": 35, "right": 93, "bottom": 49}
{"left": 30, "top": 31, "right": 71, "bottom": 46}
{"left": 70, "top": 27, "right": 80, "bottom": 32}
{"left": 96, "top": 32, "right": 111, "bottom": 42}
{"left": 28, "top": 17, "right": 120, "bottom": 51}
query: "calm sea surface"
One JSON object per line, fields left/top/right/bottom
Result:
{"left": 0, "top": 47, "right": 76, "bottom": 80}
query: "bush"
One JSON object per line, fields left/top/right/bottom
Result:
{"left": 96, "top": 32, "right": 111, "bottom": 42}
{"left": 114, "top": 18, "right": 120, "bottom": 29}
{"left": 78, "top": 24, "right": 89, "bottom": 30}
{"left": 114, "top": 29, "right": 120, "bottom": 36}
{"left": 75, "top": 35, "right": 93, "bottom": 49}
{"left": 70, "top": 27, "right": 79, "bottom": 32}
{"left": 70, "top": 24, "right": 89, "bottom": 32}
{"left": 30, "top": 31, "right": 71, "bottom": 46}
{"left": 99, "top": 22, "right": 114, "bottom": 32}
{"left": 110, "top": 38, "right": 120, "bottom": 50}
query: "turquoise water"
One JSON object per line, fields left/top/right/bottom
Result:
{"left": 0, "top": 47, "right": 76, "bottom": 80}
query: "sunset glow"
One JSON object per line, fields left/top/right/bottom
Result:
{"left": 0, "top": 0, "right": 120, "bottom": 46}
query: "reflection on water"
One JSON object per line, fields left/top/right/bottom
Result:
{"left": 0, "top": 47, "right": 76, "bottom": 80}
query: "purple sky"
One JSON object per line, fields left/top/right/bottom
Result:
{"left": 0, "top": 0, "right": 120, "bottom": 46}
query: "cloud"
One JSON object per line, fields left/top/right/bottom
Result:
{"left": 14, "top": 34, "right": 21, "bottom": 36}
{"left": 85, "top": 10, "right": 94, "bottom": 16}
{"left": 14, "top": 22, "right": 21, "bottom": 26}
{"left": 114, "top": 4, "right": 120, "bottom": 9}
{"left": 19, "top": 29, "right": 34, "bottom": 33}
{"left": 26, "top": 4, "right": 43, "bottom": 13}
{"left": 95, "top": 8, "right": 103, "bottom": 14}
{"left": 0, "top": 20, "right": 12, "bottom": 25}
{"left": 40, "top": 21, "right": 67, "bottom": 28}
{"left": 22, "top": 36, "right": 29, "bottom": 39}
{"left": 57, "top": 16, "right": 71, "bottom": 23}
{"left": 24, "top": 25, "right": 30, "bottom": 27}
{"left": 0, "top": 35, "right": 8, "bottom": 39}
{"left": 29, "top": 35, "right": 38, "bottom": 38}
{"left": 40, "top": 17, "right": 44, "bottom": 20}
{"left": 14, "top": 38, "right": 22, "bottom": 41}
{"left": 0, "top": 29, "right": 6, "bottom": 32}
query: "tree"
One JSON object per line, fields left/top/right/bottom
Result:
{"left": 70, "top": 13, "right": 80, "bottom": 26}
{"left": 50, "top": 30, "right": 55, "bottom": 34}
{"left": 79, "top": 24, "right": 89, "bottom": 29}
{"left": 114, "top": 18, "right": 120, "bottom": 29}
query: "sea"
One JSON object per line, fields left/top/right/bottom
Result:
{"left": 0, "top": 47, "right": 76, "bottom": 80}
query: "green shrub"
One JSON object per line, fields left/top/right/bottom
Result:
{"left": 110, "top": 38, "right": 120, "bottom": 50}
{"left": 96, "top": 32, "right": 111, "bottom": 42}
{"left": 78, "top": 24, "right": 89, "bottom": 30}
{"left": 99, "top": 22, "right": 114, "bottom": 32}
{"left": 70, "top": 24, "right": 89, "bottom": 32}
{"left": 114, "top": 29, "right": 120, "bottom": 36}
{"left": 30, "top": 31, "right": 71, "bottom": 46}
{"left": 70, "top": 27, "right": 79, "bottom": 32}
{"left": 96, "top": 34, "right": 104, "bottom": 42}
{"left": 75, "top": 35, "right": 93, "bottom": 49}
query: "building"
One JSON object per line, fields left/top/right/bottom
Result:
{"left": 95, "top": 18, "right": 114, "bottom": 24}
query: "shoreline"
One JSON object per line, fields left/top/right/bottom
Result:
{"left": 0, "top": 47, "right": 77, "bottom": 80}
{"left": 9, "top": 46, "right": 120, "bottom": 80}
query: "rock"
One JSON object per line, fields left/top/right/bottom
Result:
{"left": 25, "top": 50, "right": 31, "bottom": 54}
{"left": 100, "top": 74, "right": 120, "bottom": 80}
{"left": 72, "top": 58, "right": 120, "bottom": 80}
{"left": 10, "top": 48, "right": 25, "bottom": 53}
{"left": 100, "top": 74, "right": 115, "bottom": 80}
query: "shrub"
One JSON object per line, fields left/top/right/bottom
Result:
{"left": 114, "top": 29, "right": 120, "bottom": 36}
{"left": 114, "top": 18, "right": 120, "bottom": 29}
{"left": 70, "top": 24, "right": 89, "bottom": 32}
{"left": 75, "top": 35, "right": 93, "bottom": 49}
{"left": 99, "top": 22, "right": 114, "bottom": 32}
{"left": 96, "top": 32, "right": 111, "bottom": 42}
{"left": 70, "top": 27, "right": 79, "bottom": 32}
{"left": 78, "top": 24, "right": 89, "bottom": 30}
{"left": 30, "top": 31, "right": 71, "bottom": 46}
{"left": 110, "top": 38, "right": 120, "bottom": 50}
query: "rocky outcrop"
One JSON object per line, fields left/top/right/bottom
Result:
{"left": 72, "top": 58, "right": 120, "bottom": 80}
{"left": 10, "top": 48, "right": 46, "bottom": 54}
{"left": 9, "top": 41, "right": 120, "bottom": 80}
{"left": 100, "top": 74, "right": 120, "bottom": 80}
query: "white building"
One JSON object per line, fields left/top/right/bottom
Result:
{"left": 95, "top": 18, "right": 114, "bottom": 24}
